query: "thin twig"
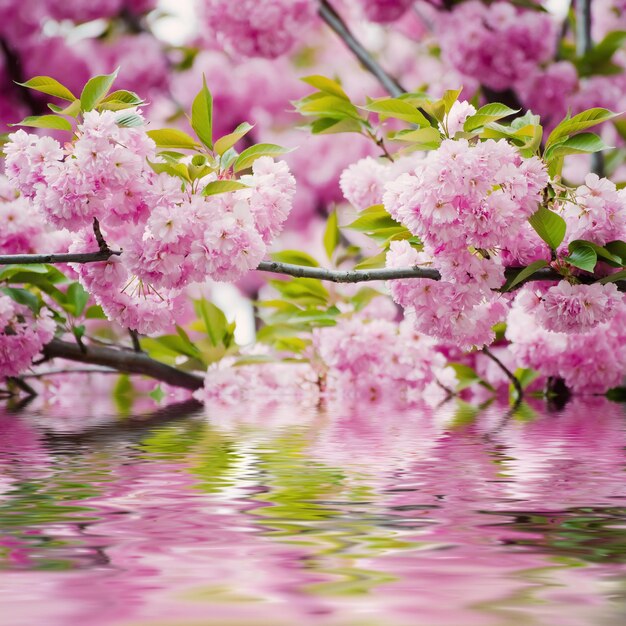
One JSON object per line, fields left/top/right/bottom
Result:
{"left": 128, "top": 328, "right": 143, "bottom": 352}
{"left": 318, "top": 0, "right": 406, "bottom": 97}
{"left": 21, "top": 367, "right": 119, "bottom": 379}
{"left": 92, "top": 218, "right": 111, "bottom": 254}
{"left": 482, "top": 346, "right": 523, "bottom": 401}
{"left": 575, "top": 0, "right": 604, "bottom": 177}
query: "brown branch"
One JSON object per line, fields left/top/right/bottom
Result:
{"left": 42, "top": 338, "right": 204, "bottom": 391}
{"left": 0, "top": 250, "right": 121, "bottom": 265}
{"left": 318, "top": 0, "right": 406, "bottom": 98}
{"left": 482, "top": 346, "right": 523, "bottom": 401}
{"left": 92, "top": 218, "right": 111, "bottom": 254}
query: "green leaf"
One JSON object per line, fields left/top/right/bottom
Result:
{"left": 194, "top": 299, "right": 228, "bottom": 347}
{"left": 148, "top": 159, "right": 191, "bottom": 182}
{"left": 347, "top": 205, "right": 402, "bottom": 232}
{"left": 149, "top": 385, "right": 166, "bottom": 403}
{"left": 575, "top": 31, "right": 626, "bottom": 77}
{"left": 353, "top": 250, "right": 387, "bottom": 270}
{"left": 362, "top": 97, "right": 430, "bottom": 126}
{"left": 115, "top": 112, "right": 144, "bottom": 127}
{"left": 323, "top": 210, "right": 340, "bottom": 260}
{"left": 1, "top": 287, "right": 40, "bottom": 313}
{"left": 528, "top": 206, "right": 567, "bottom": 250}
{"left": 17, "top": 76, "right": 75, "bottom": 101}
{"left": 388, "top": 126, "right": 442, "bottom": 149}
{"left": 269, "top": 278, "right": 329, "bottom": 306}
{"left": 11, "top": 115, "right": 72, "bottom": 131}
{"left": 599, "top": 269, "right": 626, "bottom": 284}
{"left": 66, "top": 282, "right": 89, "bottom": 317}
{"left": 85, "top": 304, "right": 106, "bottom": 319}
{"left": 565, "top": 244, "right": 597, "bottom": 272}
{"left": 544, "top": 132, "right": 610, "bottom": 162}
{"left": 214, "top": 122, "right": 254, "bottom": 156}
{"left": 463, "top": 103, "right": 518, "bottom": 132}
{"left": 546, "top": 108, "right": 618, "bottom": 148}
{"left": 80, "top": 69, "right": 119, "bottom": 112}
{"left": 605, "top": 240, "right": 626, "bottom": 264}
{"left": 47, "top": 99, "right": 81, "bottom": 118}
{"left": 100, "top": 89, "right": 144, "bottom": 110}
{"left": 442, "top": 88, "right": 462, "bottom": 114}
{"left": 298, "top": 94, "right": 361, "bottom": 120}
{"left": 201, "top": 180, "right": 248, "bottom": 196}
{"left": 310, "top": 117, "right": 363, "bottom": 134}
{"left": 501, "top": 260, "right": 549, "bottom": 291}
{"left": 569, "top": 239, "right": 622, "bottom": 266}
{"left": 301, "top": 75, "right": 350, "bottom": 100}
{"left": 147, "top": 128, "right": 199, "bottom": 150}
{"left": 233, "top": 143, "right": 292, "bottom": 172}
{"left": 270, "top": 250, "right": 320, "bottom": 267}
{"left": 191, "top": 75, "right": 213, "bottom": 149}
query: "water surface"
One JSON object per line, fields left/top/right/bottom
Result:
{"left": 1, "top": 396, "right": 626, "bottom": 626}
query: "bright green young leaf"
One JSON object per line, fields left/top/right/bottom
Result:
{"left": 67, "top": 282, "right": 90, "bottom": 317}
{"left": 148, "top": 160, "right": 191, "bottom": 182}
{"left": 271, "top": 250, "right": 320, "bottom": 267}
{"left": 149, "top": 385, "right": 166, "bottom": 403}
{"left": 546, "top": 108, "right": 618, "bottom": 148}
{"left": 388, "top": 126, "right": 442, "bottom": 149}
{"left": 201, "top": 180, "right": 248, "bottom": 196}
{"left": 11, "top": 115, "right": 72, "bottom": 131}
{"left": 233, "top": 143, "right": 292, "bottom": 172}
{"left": 310, "top": 117, "right": 363, "bottom": 134}
{"left": 147, "top": 128, "right": 199, "bottom": 150}
{"left": 354, "top": 250, "right": 387, "bottom": 270}
{"left": 299, "top": 94, "right": 361, "bottom": 120}
{"left": 501, "top": 259, "right": 549, "bottom": 291}
{"left": 100, "top": 89, "right": 143, "bottom": 107}
{"left": 191, "top": 75, "right": 213, "bottom": 149}
{"left": 544, "top": 132, "right": 610, "bottom": 162}
{"left": 194, "top": 299, "right": 228, "bottom": 347}
{"left": 18, "top": 76, "right": 75, "bottom": 101}
{"left": 1, "top": 287, "right": 40, "bottom": 313}
{"left": 47, "top": 99, "right": 81, "bottom": 118}
{"left": 80, "top": 69, "right": 119, "bottom": 112}
{"left": 528, "top": 206, "right": 567, "bottom": 250}
{"left": 115, "top": 112, "right": 144, "bottom": 127}
{"left": 214, "top": 122, "right": 254, "bottom": 156}
{"left": 463, "top": 103, "right": 519, "bottom": 132}
{"left": 599, "top": 269, "right": 626, "bottom": 284}
{"left": 323, "top": 210, "right": 340, "bottom": 260}
{"left": 442, "top": 88, "right": 462, "bottom": 114}
{"left": 301, "top": 75, "right": 349, "bottom": 100}
{"left": 362, "top": 97, "right": 430, "bottom": 126}
{"left": 569, "top": 239, "right": 623, "bottom": 266}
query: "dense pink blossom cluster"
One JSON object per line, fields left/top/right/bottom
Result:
{"left": 507, "top": 290, "right": 626, "bottom": 394}
{"left": 0, "top": 295, "right": 55, "bottom": 378}
{"left": 312, "top": 313, "right": 454, "bottom": 400}
{"left": 193, "top": 358, "right": 320, "bottom": 405}
{"left": 518, "top": 281, "right": 623, "bottom": 334}
{"left": 382, "top": 134, "right": 547, "bottom": 347}
{"left": 199, "top": 0, "right": 317, "bottom": 58}
{"left": 5, "top": 111, "right": 295, "bottom": 334}
{"left": 437, "top": 1, "right": 557, "bottom": 92}
{"left": 560, "top": 174, "right": 626, "bottom": 246}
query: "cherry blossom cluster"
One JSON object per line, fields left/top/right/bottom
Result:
{"left": 436, "top": 1, "right": 557, "bottom": 92}
{"left": 4, "top": 111, "right": 295, "bottom": 334}
{"left": 507, "top": 290, "right": 626, "bottom": 394}
{"left": 383, "top": 133, "right": 548, "bottom": 348}
{"left": 311, "top": 312, "right": 455, "bottom": 401}
{"left": 199, "top": 0, "right": 318, "bottom": 59}
{"left": 0, "top": 295, "right": 55, "bottom": 378}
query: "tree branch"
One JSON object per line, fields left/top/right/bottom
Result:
{"left": 318, "top": 0, "right": 406, "bottom": 97}
{"left": 482, "top": 346, "right": 523, "bottom": 401}
{"left": 42, "top": 338, "right": 204, "bottom": 391}
{"left": 0, "top": 250, "right": 121, "bottom": 265}
{"left": 575, "top": 0, "right": 604, "bottom": 177}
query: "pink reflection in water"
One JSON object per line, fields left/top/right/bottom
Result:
{"left": 0, "top": 398, "right": 625, "bottom": 626}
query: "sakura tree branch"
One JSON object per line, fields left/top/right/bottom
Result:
{"left": 42, "top": 338, "right": 204, "bottom": 391}
{"left": 318, "top": 0, "right": 406, "bottom": 97}
{"left": 482, "top": 346, "right": 523, "bottom": 401}
{"left": 0, "top": 250, "right": 121, "bottom": 265}
{"left": 575, "top": 0, "right": 604, "bottom": 177}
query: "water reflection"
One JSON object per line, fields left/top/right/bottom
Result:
{"left": 0, "top": 396, "right": 625, "bottom": 626}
